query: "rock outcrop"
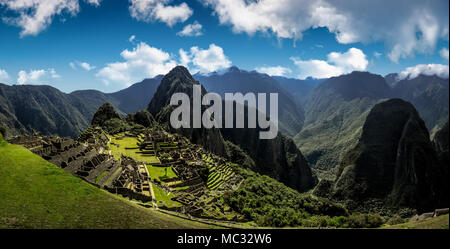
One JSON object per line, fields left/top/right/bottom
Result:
{"left": 333, "top": 99, "right": 448, "bottom": 212}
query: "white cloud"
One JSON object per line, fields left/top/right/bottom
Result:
{"left": 397, "top": 64, "right": 449, "bottom": 81}
{"left": 177, "top": 21, "right": 203, "bottom": 37}
{"left": 374, "top": 52, "right": 382, "bottom": 58}
{"left": 79, "top": 62, "right": 95, "bottom": 71}
{"left": 290, "top": 47, "right": 368, "bottom": 79}
{"left": 97, "top": 42, "right": 231, "bottom": 86}
{"left": 129, "top": 35, "right": 136, "bottom": 43}
{"left": 70, "top": 61, "right": 95, "bottom": 71}
{"left": 96, "top": 41, "right": 177, "bottom": 86}
{"left": 0, "top": 0, "right": 101, "bottom": 37}
{"left": 0, "top": 69, "right": 9, "bottom": 81}
{"left": 202, "top": 0, "right": 449, "bottom": 63}
{"left": 179, "top": 44, "right": 231, "bottom": 74}
{"left": 439, "top": 47, "right": 449, "bottom": 61}
{"left": 17, "top": 68, "right": 60, "bottom": 85}
{"left": 85, "top": 0, "right": 101, "bottom": 6}
{"left": 129, "top": 0, "right": 193, "bottom": 27}
{"left": 255, "top": 66, "right": 292, "bottom": 77}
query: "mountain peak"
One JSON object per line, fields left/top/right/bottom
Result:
{"left": 166, "top": 66, "right": 193, "bottom": 79}
{"left": 228, "top": 66, "right": 241, "bottom": 73}
{"left": 334, "top": 98, "right": 448, "bottom": 211}
{"left": 147, "top": 66, "right": 206, "bottom": 117}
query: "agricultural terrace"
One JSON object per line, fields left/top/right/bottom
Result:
{"left": 202, "top": 154, "right": 236, "bottom": 190}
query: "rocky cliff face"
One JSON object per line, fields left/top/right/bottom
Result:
{"left": 433, "top": 121, "right": 449, "bottom": 185}
{"left": 333, "top": 99, "right": 448, "bottom": 212}
{"left": 221, "top": 126, "right": 317, "bottom": 192}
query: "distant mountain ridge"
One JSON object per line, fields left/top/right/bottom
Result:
{"left": 194, "top": 67, "right": 305, "bottom": 137}
{"left": 391, "top": 75, "right": 449, "bottom": 135}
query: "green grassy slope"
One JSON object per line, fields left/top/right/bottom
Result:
{"left": 383, "top": 215, "right": 449, "bottom": 229}
{"left": 0, "top": 138, "right": 216, "bottom": 229}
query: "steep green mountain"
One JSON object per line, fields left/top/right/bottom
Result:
{"left": 332, "top": 99, "right": 448, "bottom": 212}
{"left": 294, "top": 71, "right": 391, "bottom": 171}
{"left": 148, "top": 66, "right": 317, "bottom": 192}
{"left": 273, "top": 76, "right": 324, "bottom": 104}
{"left": 391, "top": 75, "right": 449, "bottom": 135}
{"left": 148, "top": 66, "right": 227, "bottom": 156}
{"left": 91, "top": 102, "right": 122, "bottom": 127}
{"left": 0, "top": 136, "right": 216, "bottom": 228}
{"left": 195, "top": 67, "right": 304, "bottom": 137}
{"left": 0, "top": 83, "right": 91, "bottom": 138}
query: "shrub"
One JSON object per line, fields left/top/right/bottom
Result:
{"left": 386, "top": 215, "right": 405, "bottom": 225}
{"left": 347, "top": 213, "right": 385, "bottom": 228}
{"left": 328, "top": 216, "right": 348, "bottom": 228}
{"left": 102, "top": 118, "right": 128, "bottom": 134}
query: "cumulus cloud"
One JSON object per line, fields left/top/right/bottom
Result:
{"left": 129, "top": 35, "right": 136, "bottom": 43}
{"left": 255, "top": 66, "right": 292, "bottom": 77}
{"left": 0, "top": 0, "right": 101, "bottom": 37}
{"left": 96, "top": 42, "right": 177, "bottom": 86}
{"left": 397, "top": 64, "right": 449, "bottom": 81}
{"left": 17, "top": 68, "right": 60, "bottom": 85}
{"left": 0, "top": 69, "right": 9, "bottom": 81}
{"left": 129, "top": 0, "right": 193, "bottom": 27}
{"left": 290, "top": 47, "right": 368, "bottom": 79}
{"left": 440, "top": 47, "right": 449, "bottom": 61}
{"left": 179, "top": 44, "right": 231, "bottom": 74}
{"left": 202, "top": 0, "right": 449, "bottom": 63}
{"left": 177, "top": 21, "right": 203, "bottom": 37}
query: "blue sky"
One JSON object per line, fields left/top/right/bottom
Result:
{"left": 0, "top": 0, "right": 448, "bottom": 93}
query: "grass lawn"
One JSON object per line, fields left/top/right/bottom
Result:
{"left": 152, "top": 184, "right": 182, "bottom": 209}
{"left": 0, "top": 139, "right": 216, "bottom": 229}
{"left": 146, "top": 164, "right": 177, "bottom": 182}
{"left": 109, "top": 134, "right": 160, "bottom": 164}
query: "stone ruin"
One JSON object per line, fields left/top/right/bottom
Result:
{"left": 7, "top": 133, "right": 151, "bottom": 203}
{"left": 106, "top": 156, "right": 152, "bottom": 203}
{"left": 9, "top": 126, "right": 244, "bottom": 221}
